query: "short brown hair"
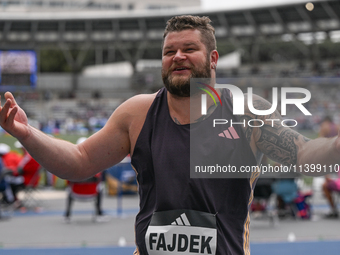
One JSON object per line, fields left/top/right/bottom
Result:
{"left": 163, "top": 15, "right": 216, "bottom": 53}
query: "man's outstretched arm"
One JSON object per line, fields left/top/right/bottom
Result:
{"left": 0, "top": 92, "right": 133, "bottom": 181}
{"left": 243, "top": 94, "right": 340, "bottom": 175}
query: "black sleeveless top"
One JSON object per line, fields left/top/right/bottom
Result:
{"left": 131, "top": 88, "right": 258, "bottom": 255}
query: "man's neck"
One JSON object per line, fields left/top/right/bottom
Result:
{"left": 166, "top": 78, "right": 218, "bottom": 125}
{"left": 167, "top": 92, "right": 191, "bottom": 125}
{"left": 167, "top": 91, "right": 214, "bottom": 125}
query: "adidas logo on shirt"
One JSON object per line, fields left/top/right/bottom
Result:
{"left": 171, "top": 213, "right": 191, "bottom": 226}
{"left": 218, "top": 126, "right": 239, "bottom": 139}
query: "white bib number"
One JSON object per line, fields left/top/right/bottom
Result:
{"left": 145, "top": 210, "right": 217, "bottom": 255}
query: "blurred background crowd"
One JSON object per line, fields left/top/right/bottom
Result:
{"left": 0, "top": 0, "right": 340, "bottom": 250}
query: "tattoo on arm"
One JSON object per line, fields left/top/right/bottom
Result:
{"left": 257, "top": 127, "right": 300, "bottom": 166}
{"left": 244, "top": 94, "right": 311, "bottom": 166}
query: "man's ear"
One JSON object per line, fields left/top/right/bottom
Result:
{"left": 210, "top": 50, "right": 219, "bottom": 69}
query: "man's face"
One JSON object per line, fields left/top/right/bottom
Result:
{"left": 161, "top": 29, "right": 211, "bottom": 97}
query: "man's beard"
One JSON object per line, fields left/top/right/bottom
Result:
{"left": 162, "top": 59, "right": 211, "bottom": 97}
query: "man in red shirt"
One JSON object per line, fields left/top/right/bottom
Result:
{"left": 0, "top": 143, "right": 17, "bottom": 203}
{"left": 2, "top": 146, "right": 22, "bottom": 173}
{"left": 4, "top": 141, "right": 41, "bottom": 204}
{"left": 15, "top": 141, "right": 41, "bottom": 187}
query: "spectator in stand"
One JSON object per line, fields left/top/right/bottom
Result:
{"left": 1, "top": 143, "right": 22, "bottom": 172}
{"left": 4, "top": 141, "right": 41, "bottom": 206}
{"left": 322, "top": 170, "right": 340, "bottom": 218}
{"left": 64, "top": 137, "right": 109, "bottom": 223}
{"left": 319, "top": 116, "right": 338, "bottom": 138}
{"left": 15, "top": 141, "right": 41, "bottom": 186}
{"left": 0, "top": 143, "right": 17, "bottom": 204}
{"left": 319, "top": 116, "right": 340, "bottom": 218}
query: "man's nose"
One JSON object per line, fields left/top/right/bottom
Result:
{"left": 173, "top": 50, "right": 186, "bottom": 62}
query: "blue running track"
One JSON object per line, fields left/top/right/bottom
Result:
{"left": 1, "top": 241, "right": 340, "bottom": 255}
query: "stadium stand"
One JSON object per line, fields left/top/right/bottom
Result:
{"left": 0, "top": 0, "right": 339, "bottom": 135}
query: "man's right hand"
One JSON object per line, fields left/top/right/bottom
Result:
{"left": 0, "top": 92, "right": 30, "bottom": 140}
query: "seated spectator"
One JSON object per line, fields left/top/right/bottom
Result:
{"left": 2, "top": 144, "right": 22, "bottom": 172}
{"left": 64, "top": 172, "right": 107, "bottom": 222}
{"left": 322, "top": 171, "right": 340, "bottom": 218}
{"left": 0, "top": 143, "right": 16, "bottom": 204}
{"left": 272, "top": 176, "right": 313, "bottom": 219}
{"left": 318, "top": 116, "right": 338, "bottom": 138}
{"left": 4, "top": 141, "right": 41, "bottom": 205}
{"left": 272, "top": 178, "right": 298, "bottom": 217}
{"left": 319, "top": 115, "right": 340, "bottom": 218}
{"left": 15, "top": 141, "right": 41, "bottom": 187}
{"left": 64, "top": 137, "right": 109, "bottom": 223}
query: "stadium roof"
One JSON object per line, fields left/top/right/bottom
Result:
{"left": 0, "top": 0, "right": 338, "bottom": 65}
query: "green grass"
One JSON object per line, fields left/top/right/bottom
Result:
{"left": 0, "top": 133, "right": 87, "bottom": 153}
{"left": 1, "top": 130, "right": 318, "bottom": 153}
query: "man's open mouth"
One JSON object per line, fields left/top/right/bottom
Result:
{"left": 173, "top": 67, "right": 190, "bottom": 71}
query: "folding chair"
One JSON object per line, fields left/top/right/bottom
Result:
{"left": 0, "top": 169, "right": 16, "bottom": 219}
{"left": 18, "top": 167, "right": 43, "bottom": 210}
{"left": 64, "top": 173, "right": 107, "bottom": 222}
{"left": 272, "top": 177, "right": 313, "bottom": 220}
{"left": 251, "top": 178, "right": 278, "bottom": 226}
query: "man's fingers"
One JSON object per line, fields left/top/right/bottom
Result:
{"left": 0, "top": 98, "right": 12, "bottom": 122}
{"left": 4, "top": 92, "right": 17, "bottom": 107}
{"left": 3, "top": 98, "right": 12, "bottom": 111}
{"left": 0, "top": 94, "right": 4, "bottom": 109}
{"left": 6, "top": 106, "right": 18, "bottom": 125}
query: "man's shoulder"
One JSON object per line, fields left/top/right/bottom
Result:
{"left": 115, "top": 91, "right": 160, "bottom": 150}
{"left": 111, "top": 91, "right": 159, "bottom": 129}
{"left": 122, "top": 91, "right": 159, "bottom": 114}
{"left": 129, "top": 91, "right": 159, "bottom": 104}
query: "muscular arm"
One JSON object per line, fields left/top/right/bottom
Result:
{"left": 241, "top": 94, "right": 340, "bottom": 176}
{"left": 0, "top": 92, "right": 153, "bottom": 181}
